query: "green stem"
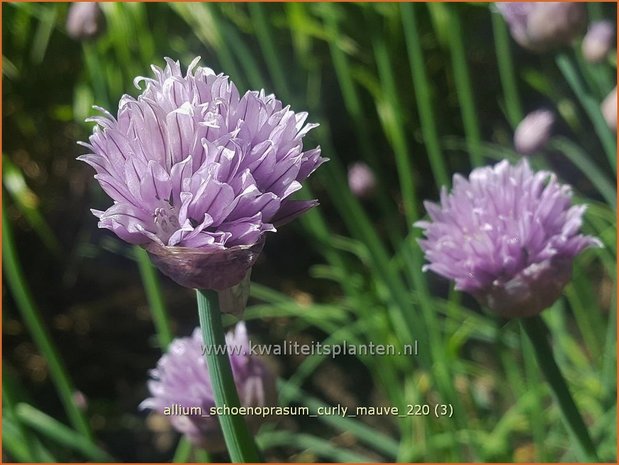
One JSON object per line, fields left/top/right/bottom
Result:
{"left": 196, "top": 289, "right": 261, "bottom": 462}
{"left": 2, "top": 204, "right": 94, "bottom": 442}
{"left": 520, "top": 315, "right": 599, "bottom": 461}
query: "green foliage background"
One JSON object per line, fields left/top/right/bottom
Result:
{"left": 3, "top": 2, "right": 617, "bottom": 462}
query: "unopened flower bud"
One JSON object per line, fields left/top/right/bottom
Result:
{"left": 66, "top": 3, "right": 105, "bottom": 41}
{"left": 348, "top": 162, "right": 377, "bottom": 199}
{"left": 602, "top": 87, "right": 617, "bottom": 132}
{"left": 72, "top": 390, "right": 88, "bottom": 411}
{"left": 497, "top": 3, "right": 587, "bottom": 53}
{"left": 582, "top": 21, "right": 615, "bottom": 63}
{"left": 514, "top": 109, "right": 555, "bottom": 155}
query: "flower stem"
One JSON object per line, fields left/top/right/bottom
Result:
{"left": 520, "top": 315, "right": 599, "bottom": 461}
{"left": 196, "top": 289, "right": 261, "bottom": 463}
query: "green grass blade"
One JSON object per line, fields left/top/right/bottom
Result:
{"left": 440, "top": 4, "right": 483, "bottom": 167}
{"left": 15, "top": 403, "right": 115, "bottom": 462}
{"left": 549, "top": 137, "right": 616, "bottom": 209}
{"left": 172, "top": 436, "right": 192, "bottom": 463}
{"left": 3, "top": 378, "right": 37, "bottom": 462}
{"left": 369, "top": 11, "right": 419, "bottom": 225}
{"left": 2, "top": 201, "right": 94, "bottom": 442}
{"left": 257, "top": 430, "right": 374, "bottom": 462}
{"left": 248, "top": 4, "right": 291, "bottom": 99}
{"left": 491, "top": 10, "right": 523, "bottom": 126}
{"left": 401, "top": 3, "right": 449, "bottom": 187}
{"left": 521, "top": 316, "right": 599, "bottom": 461}
{"left": 556, "top": 53, "right": 617, "bottom": 171}
{"left": 278, "top": 380, "right": 399, "bottom": 458}
{"left": 134, "top": 246, "right": 173, "bottom": 349}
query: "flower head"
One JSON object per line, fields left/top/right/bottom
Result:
{"left": 140, "top": 323, "right": 276, "bottom": 451}
{"left": 582, "top": 20, "right": 615, "bottom": 63}
{"left": 66, "top": 2, "right": 105, "bottom": 41}
{"left": 496, "top": 2, "right": 587, "bottom": 52}
{"left": 79, "top": 58, "right": 326, "bottom": 289}
{"left": 415, "top": 160, "right": 601, "bottom": 318}
{"left": 514, "top": 109, "right": 555, "bottom": 155}
{"left": 348, "top": 162, "right": 377, "bottom": 199}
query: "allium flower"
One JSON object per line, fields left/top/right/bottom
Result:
{"left": 496, "top": 3, "right": 587, "bottom": 52}
{"left": 140, "top": 323, "right": 276, "bottom": 451}
{"left": 415, "top": 160, "right": 601, "bottom": 318}
{"left": 582, "top": 21, "right": 615, "bottom": 63}
{"left": 66, "top": 2, "right": 105, "bottom": 41}
{"left": 601, "top": 86, "right": 617, "bottom": 132}
{"left": 348, "top": 162, "right": 377, "bottom": 199}
{"left": 79, "top": 58, "right": 326, "bottom": 289}
{"left": 514, "top": 109, "right": 555, "bottom": 155}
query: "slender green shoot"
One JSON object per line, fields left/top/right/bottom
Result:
{"left": 2, "top": 203, "right": 94, "bottom": 442}
{"left": 135, "top": 246, "right": 173, "bottom": 349}
{"left": 491, "top": 11, "right": 523, "bottom": 126}
{"left": 196, "top": 289, "right": 261, "bottom": 462}
{"left": 443, "top": 4, "right": 483, "bottom": 167}
{"left": 520, "top": 315, "right": 599, "bottom": 462}
{"left": 15, "top": 403, "right": 114, "bottom": 462}
{"left": 401, "top": 3, "right": 449, "bottom": 187}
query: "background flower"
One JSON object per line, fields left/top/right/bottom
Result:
{"left": 347, "top": 162, "right": 377, "bottom": 199}
{"left": 66, "top": 2, "right": 106, "bottom": 41}
{"left": 514, "top": 109, "right": 555, "bottom": 155}
{"left": 582, "top": 20, "right": 615, "bottom": 63}
{"left": 496, "top": 2, "right": 587, "bottom": 52}
{"left": 602, "top": 86, "right": 617, "bottom": 132}
{"left": 416, "top": 160, "right": 601, "bottom": 318}
{"left": 140, "top": 323, "right": 276, "bottom": 451}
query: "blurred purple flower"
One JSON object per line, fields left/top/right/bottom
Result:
{"left": 602, "top": 86, "right": 617, "bottom": 132}
{"left": 347, "top": 162, "right": 377, "bottom": 199}
{"left": 79, "top": 58, "right": 326, "bottom": 289}
{"left": 496, "top": 2, "right": 587, "bottom": 52}
{"left": 514, "top": 109, "right": 555, "bottom": 155}
{"left": 582, "top": 21, "right": 615, "bottom": 63}
{"left": 415, "top": 160, "right": 601, "bottom": 318}
{"left": 66, "top": 2, "right": 105, "bottom": 41}
{"left": 140, "top": 323, "right": 276, "bottom": 451}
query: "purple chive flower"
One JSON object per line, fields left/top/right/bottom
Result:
{"left": 602, "top": 86, "right": 617, "bottom": 132}
{"left": 415, "top": 160, "right": 601, "bottom": 318}
{"left": 140, "top": 323, "right": 276, "bottom": 451}
{"left": 496, "top": 2, "right": 587, "bottom": 52}
{"left": 79, "top": 58, "right": 326, "bottom": 289}
{"left": 582, "top": 21, "right": 615, "bottom": 64}
{"left": 348, "top": 162, "right": 377, "bottom": 199}
{"left": 66, "top": 2, "right": 105, "bottom": 41}
{"left": 514, "top": 109, "right": 555, "bottom": 155}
